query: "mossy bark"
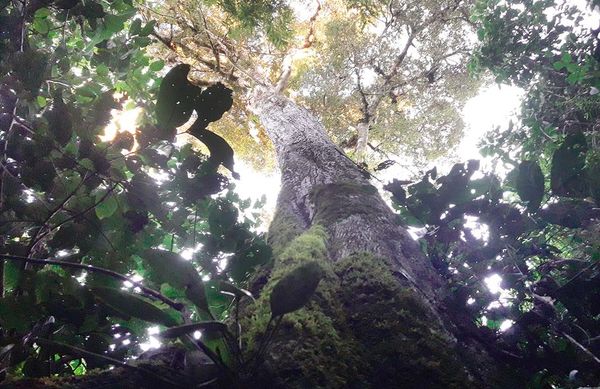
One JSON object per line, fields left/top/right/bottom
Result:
{"left": 246, "top": 89, "right": 504, "bottom": 388}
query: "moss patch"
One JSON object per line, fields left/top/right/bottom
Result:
{"left": 334, "top": 253, "right": 472, "bottom": 388}
{"left": 243, "top": 227, "right": 473, "bottom": 388}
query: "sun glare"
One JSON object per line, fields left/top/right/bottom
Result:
{"left": 99, "top": 102, "right": 142, "bottom": 148}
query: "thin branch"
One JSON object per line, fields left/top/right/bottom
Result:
{"left": 562, "top": 332, "right": 600, "bottom": 365}
{"left": 35, "top": 338, "right": 186, "bottom": 388}
{"left": 0, "top": 254, "right": 185, "bottom": 311}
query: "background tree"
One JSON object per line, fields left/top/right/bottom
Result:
{"left": 142, "top": 0, "right": 482, "bottom": 172}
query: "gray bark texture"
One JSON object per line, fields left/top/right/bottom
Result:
{"left": 249, "top": 87, "right": 443, "bottom": 303}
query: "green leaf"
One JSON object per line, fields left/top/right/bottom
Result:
{"left": 34, "top": 8, "right": 51, "bottom": 18}
{"left": 37, "top": 96, "right": 47, "bottom": 108}
{"left": 91, "top": 286, "right": 178, "bottom": 326}
{"left": 95, "top": 194, "right": 118, "bottom": 219}
{"left": 96, "top": 64, "right": 109, "bottom": 76}
{"left": 269, "top": 262, "right": 323, "bottom": 317}
{"left": 80, "top": 158, "right": 94, "bottom": 170}
{"left": 143, "top": 249, "right": 209, "bottom": 313}
{"left": 149, "top": 60, "right": 165, "bottom": 72}
{"left": 104, "top": 14, "right": 128, "bottom": 34}
{"left": 33, "top": 18, "right": 50, "bottom": 34}
{"left": 185, "top": 282, "right": 210, "bottom": 314}
{"left": 140, "top": 20, "right": 156, "bottom": 36}
{"left": 129, "top": 18, "right": 142, "bottom": 35}
{"left": 159, "top": 321, "right": 228, "bottom": 339}
{"left": 515, "top": 160, "right": 544, "bottom": 211}
{"left": 133, "top": 36, "right": 152, "bottom": 47}
{"left": 552, "top": 61, "right": 564, "bottom": 71}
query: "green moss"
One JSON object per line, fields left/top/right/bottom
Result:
{"left": 310, "top": 182, "right": 381, "bottom": 227}
{"left": 243, "top": 227, "right": 473, "bottom": 388}
{"left": 334, "top": 253, "right": 472, "bottom": 388}
{"left": 241, "top": 226, "right": 363, "bottom": 388}
{"left": 267, "top": 207, "right": 306, "bottom": 257}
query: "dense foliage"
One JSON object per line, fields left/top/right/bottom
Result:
{"left": 385, "top": 0, "right": 600, "bottom": 386}
{"left": 0, "top": 0, "right": 599, "bottom": 387}
{"left": 0, "top": 1, "right": 298, "bottom": 385}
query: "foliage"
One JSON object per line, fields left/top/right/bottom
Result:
{"left": 471, "top": 0, "right": 600, "bottom": 162}
{"left": 0, "top": 1, "right": 321, "bottom": 386}
{"left": 380, "top": 0, "right": 600, "bottom": 385}
{"left": 386, "top": 151, "right": 600, "bottom": 386}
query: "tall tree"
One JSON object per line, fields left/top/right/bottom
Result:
{"left": 2, "top": 0, "right": 600, "bottom": 388}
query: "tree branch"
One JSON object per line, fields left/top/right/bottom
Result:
{"left": 0, "top": 254, "right": 185, "bottom": 311}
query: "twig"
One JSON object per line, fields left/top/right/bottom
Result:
{"left": 562, "top": 332, "right": 600, "bottom": 365}
{"left": 0, "top": 254, "right": 184, "bottom": 311}
{"left": 35, "top": 338, "right": 186, "bottom": 388}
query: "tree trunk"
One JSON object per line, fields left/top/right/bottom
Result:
{"left": 244, "top": 88, "right": 504, "bottom": 388}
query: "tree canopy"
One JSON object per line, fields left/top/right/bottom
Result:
{"left": 0, "top": 0, "right": 599, "bottom": 387}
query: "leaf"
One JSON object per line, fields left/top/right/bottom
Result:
{"left": 185, "top": 282, "right": 210, "bottom": 314}
{"left": 82, "top": 1, "right": 105, "bottom": 19}
{"left": 143, "top": 249, "right": 210, "bottom": 313}
{"left": 129, "top": 18, "right": 142, "bottom": 35}
{"left": 143, "top": 249, "right": 199, "bottom": 288}
{"left": 218, "top": 280, "right": 254, "bottom": 301}
{"left": 140, "top": 20, "right": 156, "bottom": 36}
{"left": 159, "top": 321, "right": 228, "bottom": 339}
{"left": 36, "top": 96, "right": 47, "bottom": 107}
{"left": 90, "top": 286, "right": 178, "bottom": 326}
{"left": 44, "top": 93, "right": 73, "bottom": 146}
{"left": 104, "top": 14, "right": 128, "bottom": 34}
{"left": 188, "top": 126, "right": 239, "bottom": 178}
{"left": 384, "top": 179, "right": 409, "bottom": 204}
{"left": 516, "top": 160, "right": 544, "bottom": 211}
{"left": 95, "top": 194, "right": 118, "bottom": 219}
{"left": 34, "top": 8, "right": 51, "bottom": 18}
{"left": 193, "top": 82, "right": 233, "bottom": 129}
{"left": 155, "top": 64, "right": 197, "bottom": 130}
{"left": 149, "top": 60, "right": 165, "bottom": 72}
{"left": 270, "top": 262, "right": 323, "bottom": 317}
{"left": 550, "top": 132, "right": 588, "bottom": 197}
{"left": 33, "top": 18, "right": 50, "bottom": 34}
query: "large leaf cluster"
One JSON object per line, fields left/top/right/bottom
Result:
{"left": 387, "top": 148, "right": 600, "bottom": 385}
{"left": 0, "top": 1, "right": 272, "bottom": 384}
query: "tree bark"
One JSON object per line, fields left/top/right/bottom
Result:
{"left": 244, "top": 87, "right": 504, "bottom": 388}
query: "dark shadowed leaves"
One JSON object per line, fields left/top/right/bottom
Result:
{"left": 189, "top": 125, "right": 239, "bottom": 178}
{"left": 551, "top": 132, "right": 588, "bottom": 198}
{"left": 143, "top": 249, "right": 210, "bottom": 313}
{"left": 516, "top": 160, "right": 544, "bottom": 211}
{"left": 270, "top": 261, "right": 323, "bottom": 317}
{"left": 90, "top": 286, "right": 178, "bottom": 326}
{"left": 159, "top": 321, "right": 228, "bottom": 339}
{"left": 193, "top": 83, "right": 233, "bottom": 130}
{"left": 155, "top": 64, "right": 197, "bottom": 130}
{"left": 44, "top": 93, "right": 73, "bottom": 146}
